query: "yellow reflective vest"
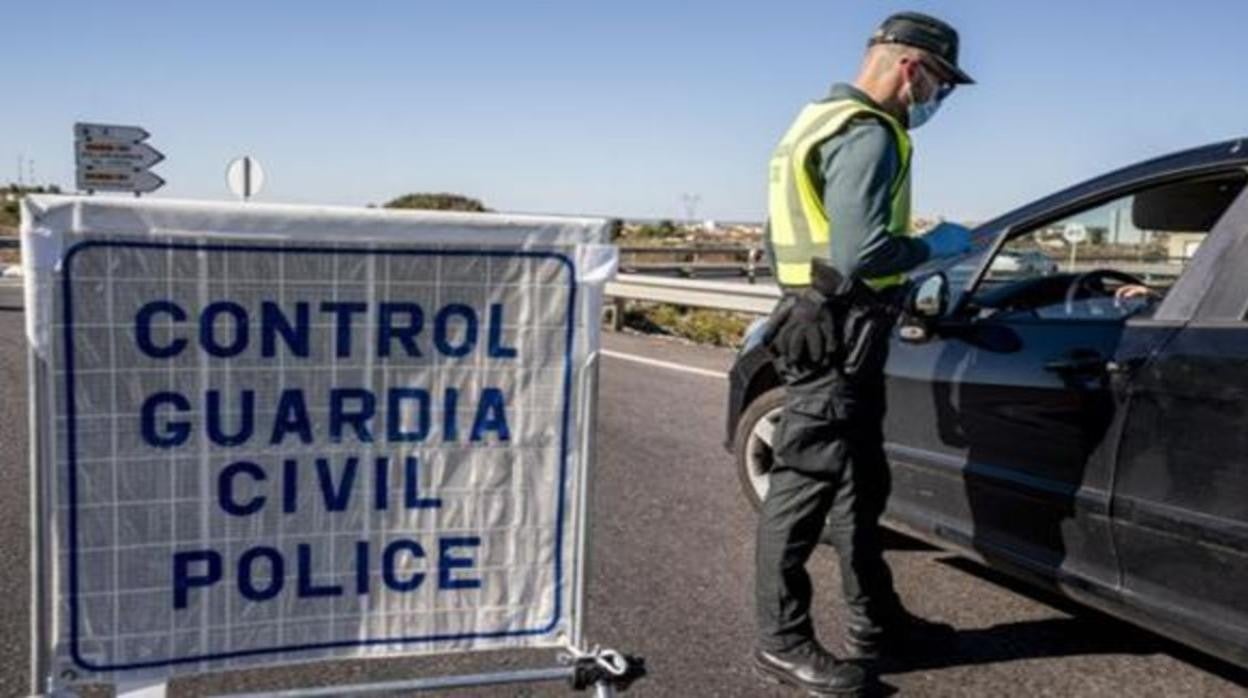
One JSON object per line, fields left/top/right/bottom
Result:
{"left": 767, "top": 98, "right": 912, "bottom": 288}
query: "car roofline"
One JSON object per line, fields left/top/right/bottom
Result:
{"left": 972, "top": 137, "right": 1248, "bottom": 236}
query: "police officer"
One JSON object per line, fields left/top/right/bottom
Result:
{"left": 754, "top": 12, "right": 975, "bottom": 695}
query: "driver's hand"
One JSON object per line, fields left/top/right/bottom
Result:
{"left": 1114, "top": 284, "right": 1156, "bottom": 302}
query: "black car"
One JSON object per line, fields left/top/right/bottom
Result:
{"left": 726, "top": 138, "right": 1248, "bottom": 669}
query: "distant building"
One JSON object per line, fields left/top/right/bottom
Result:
{"left": 1168, "top": 232, "right": 1205, "bottom": 260}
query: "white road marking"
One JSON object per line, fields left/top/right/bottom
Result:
{"left": 600, "top": 349, "right": 728, "bottom": 380}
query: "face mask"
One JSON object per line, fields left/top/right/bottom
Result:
{"left": 904, "top": 65, "right": 948, "bottom": 129}
{"left": 907, "top": 94, "right": 942, "bottom": 129}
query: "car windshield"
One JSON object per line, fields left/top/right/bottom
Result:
{"left": 963, "top": 171, "right": 1247, "bottom": 321}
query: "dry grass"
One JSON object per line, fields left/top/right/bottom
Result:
{"left": 622, "top": 302, "right": 751, "bottom": 347}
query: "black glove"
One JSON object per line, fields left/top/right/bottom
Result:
{"left": 769, "top": 290, "right": 839, "bottom": 371}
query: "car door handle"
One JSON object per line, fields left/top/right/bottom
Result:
{"left": 1044, "top": 352, "right": 1106, "bottom": 374}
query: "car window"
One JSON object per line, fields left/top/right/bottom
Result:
{"left": 969, "top": 171, "right": 1247, "bottom": 321}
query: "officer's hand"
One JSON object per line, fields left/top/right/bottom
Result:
{"left": 922, "top": 222, "right": 973, "bottom": 258}
{"left": 772, "top": 292, "right": 838, "bottom": 370}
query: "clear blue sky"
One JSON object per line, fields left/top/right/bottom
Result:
{"left": 3, "top": 1, "right": 1246, "bottom": 222}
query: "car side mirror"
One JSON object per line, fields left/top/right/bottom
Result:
{"left": 899, "top": 273, "right": 949, "bottom": 343}
{"left": 912, "top": 273, "right": 949, "bottom": 318}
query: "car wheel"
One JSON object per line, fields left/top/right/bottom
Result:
{"left": 733, "top": 386, "right": 785, "bottom": 510}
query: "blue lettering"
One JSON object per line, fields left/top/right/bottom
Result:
{"left": 374, "top": 456, "right": 389, "bottom": 510}
{"left": 261, "top": 301, "right": 310, "bottom": 358}
{"left": 135, "top": 300, "right": 187, "bottom": 359}
{"left": 487, "top": 304, "right": 517, "bottom": 358}
{"left": 382, "top": 539, "right": 426, "bottom": 592}
{"left": 200, "top": 301, "right": 249, "bottom": 358}
{"left": 218, "top": 460, "right": 266, "bottom": 516}
{"left": 207, "top": 389, "right": 254, "bottom": 446}
{"left": 320, "top": 301, "right": 368, "bottom": 357}
{"left": 438, "top": 537, "right": 482, "bottom": 590}
{"left": 238, "top": 546, "right": 284, "bottom": 602}
{"left": 387, "top": 388, "right": 430, "bottom": 442}
{"left": 378, "top": 302, "right": 423, "bottom": 358}
{"left": 270, "top": 389, "right": 313, "bottom": 444}
{"left": 470, "top": 387, "right": 510, "bottom": 442}
{"left": 355, "top": 540, "right": 370, "bottom": 594}
{"left": 141, "top": 391, "right": 191, "bottom": 448}
{"left": 443, "top": 388, "right": 459, "bottom": 441}
{"left": 172, "top": 550, "right": 221, "bottom": 610}
{"left": 315, "top": 456, "right": 358, "bottom": 512}
{"left": 297, "top": 544, "right": 344, "bottom": 597}
{"left": 404, "top": 456, "right": 443, "bottom": 509}
{"left": 434, "top": 303, "right": 478, "bottom": 357}
{"left": 282, "top": 458, "right": 298, "bottom": 513}
{"left": 330, "top": 388, "right": 375, "bottom": 442}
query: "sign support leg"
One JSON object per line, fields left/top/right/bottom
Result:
{"left": 28, "top": 350, "right": 52, "bottom": 698}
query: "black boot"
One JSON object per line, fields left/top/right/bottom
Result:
{"left": 754, "top": 642, "right": 868, "bottom": 696}
{"left": 844, "top": 609, "right": 955, "bottom": 661}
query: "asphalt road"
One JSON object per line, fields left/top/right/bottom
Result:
{"left": 1, "top": 298, "right": 1246, "bottom": 697}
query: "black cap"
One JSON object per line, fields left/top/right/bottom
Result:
{"left": 869, "top": 12, "right": 974, "bottom": 85}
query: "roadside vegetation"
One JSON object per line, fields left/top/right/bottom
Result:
{"left": 381, "top": 192, "right": 489, "bottom": 212}
{"left": 2, "top": 183, "right": 63, "bottom": 231}
{"left": 2, "top": 184, "right": 64, "bottom": 265}
{"left": 617, "top": 219, "right": 687, "bottom": 243}
{"left": 622, "top": 302, "right": 751, "bottom": 347}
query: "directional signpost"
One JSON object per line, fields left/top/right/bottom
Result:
{"left": 74, "top": 122, "right": 165, "bottom": 195}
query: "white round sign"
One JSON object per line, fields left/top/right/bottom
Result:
{"left": 1062, "top": 222, "right": 1088, "bottom": 245}
{"left": 226, "top": 156, "right": 265, "bottom": 200}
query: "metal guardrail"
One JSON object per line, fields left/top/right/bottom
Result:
{"left": 617, "top": 245, "right": 1194, "bottom": 283}
{"left": 604, "top": 252, "right": 1193, "bottom": 320}
{"left": 605, "top": 274, "right": 781, "bottom": 315}
{"left": 618, "top": 245, "right": 770, "bottom": 281}
{"left": 0, "top": 238, "right": 1191, "bottom": 312}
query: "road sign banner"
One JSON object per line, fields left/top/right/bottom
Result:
{"left": 21, "top": 196, "right": 617, "bottom": 686}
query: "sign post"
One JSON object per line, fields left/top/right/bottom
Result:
{"left": 1063, "top": 222, "right": 1088, "bottom": 272}
{"left": 22, "top": 195, "right": 639, "bottom": 696}
{"left": 74, "top": 123, "right": 165, "bottom": 196}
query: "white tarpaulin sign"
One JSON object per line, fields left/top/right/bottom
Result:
{"left": 21, "top": 196, "right": 616, "bottom": 685}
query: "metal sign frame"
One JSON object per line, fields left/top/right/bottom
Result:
{"left": 23, "top": 197, "right": 639, "bottom": 697}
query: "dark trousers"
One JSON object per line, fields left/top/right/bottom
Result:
{"left": 755, "top": 371, "right": 901, "bottom": 653}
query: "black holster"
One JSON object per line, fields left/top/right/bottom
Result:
{"left": 764, "top": 259, "right": 899, "bottom": 381}
{"left": 841, "top": 301, "right": 894, "bottom": 379}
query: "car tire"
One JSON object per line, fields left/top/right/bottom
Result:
{"left": 733, "top": 386, "right": 785, "bottom": 510}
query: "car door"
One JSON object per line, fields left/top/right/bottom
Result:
{"left": 1108, "top": 183, "right": 1248, "bottom": 667}
{"left": 884, "top": 168, "right": 1248, "bottom": 593}
{"left": 885, "top": 290, "right": 1128, "bottom": 589}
